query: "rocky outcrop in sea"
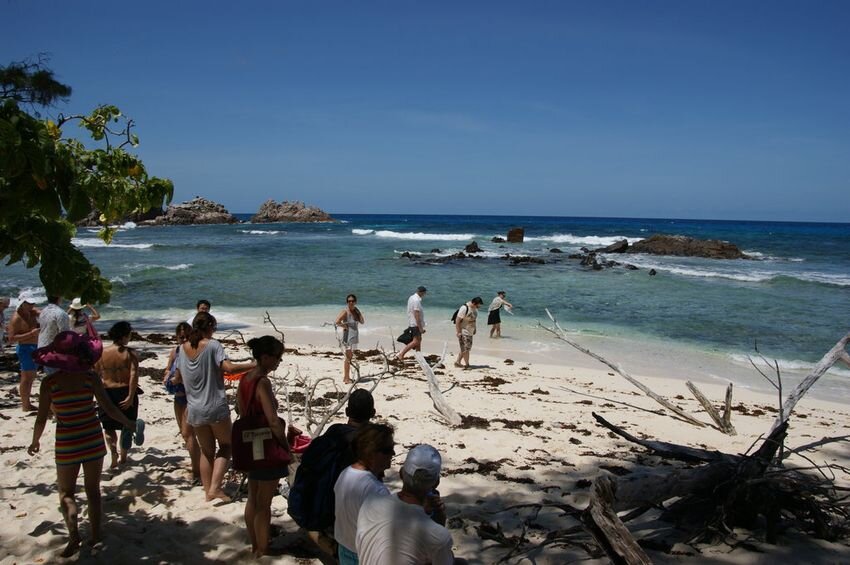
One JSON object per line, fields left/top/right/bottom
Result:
{"left": 144, "top": 197, "right": 238, "bottom": 225}
{"left": 626, "top": 234, "right": 749, "bottom": 259}
{"left": 251, "top": 200, "right": 336, "bottom": 223}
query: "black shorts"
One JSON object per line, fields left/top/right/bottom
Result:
{"left": 408, "top": 326, "right": 422, "bottom": 338}
{"left": 98, "top": 386, "right": 138, "bottom": 430}
{"left": 248, "top": 466, "right": 288, "bottom": 481}
{"left": 487, "top": 309, "right": 501, "bottom": 325}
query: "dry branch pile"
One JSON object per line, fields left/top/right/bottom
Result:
{"left": 477, "top": 318, "right": 850, "bottom": 563}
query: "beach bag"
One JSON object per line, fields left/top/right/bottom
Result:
{"left": 287, "top": 423, "right": 356, "bottom": 531}
{"left": 397, "top": 327, "right": 414, "bottom": 345}
{"left": 231, "top": 377, "right": 291, "bottom": 472}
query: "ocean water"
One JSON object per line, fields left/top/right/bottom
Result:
{"left": 2, "top": 214, "right": 849, "bottom": 398}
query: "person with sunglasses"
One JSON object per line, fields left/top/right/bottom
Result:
{"left": 335, "top": 294, "right": 365, "bottom": 385}
{"left": 333, "top": 423, "right": 394, "bottom": 564}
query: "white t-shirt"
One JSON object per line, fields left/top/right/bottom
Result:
{"left": 38, "top": 303, "right": 71, "bottom": 348}
{"left": 333, "top": 466, "right": 390, "bottom": 553}
{"left": 406, "top": 293, "right": 424, "bottom": 328}
{"left": 356, "top": 494, "right": 454, "bottom": 565}
{"left": 456, "top": 303, "right": 478, "bottom": 336}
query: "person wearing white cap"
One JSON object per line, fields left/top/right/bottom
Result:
{"left": 67, "top": 298, "right": 100, "bottom": 335}
{"left": 356, "top": 444, "right": 466, "bottom": 565}
{"left": 7, "top": 299, "right": 40, "bottom": 411}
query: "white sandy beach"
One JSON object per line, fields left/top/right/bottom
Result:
{"left": 1, "top": 321, "right": 849, "bottom": 564}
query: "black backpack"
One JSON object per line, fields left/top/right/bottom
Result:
{"left": 287, "top": 423, "right": 356, "bottom": 531}
{"left": 450, "top": 304, "right": 468, "bottom": 323}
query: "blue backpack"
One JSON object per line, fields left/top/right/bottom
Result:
{"left": 287, "top": 423, "right": 356, "bottom": 531}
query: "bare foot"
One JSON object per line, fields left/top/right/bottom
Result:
{"left": 60, "top": 536, "right": 81, "bottom": 558}
{"left": 206, "top": 490, "right": 232, "bottom": 503}
{"left": 109, "top": 453, "right": 119, "bottom": 469}
{"left": 22, "top": 405, "right": 38, "bottom": 412}
{"left": 119, "top": 451, "right": 128, "bottom": 465}
{"left": 454, "top": 362, "right": 463, "bottom": 368}
{"left": 343, "top": 379, "right": 352, "bottom": 385}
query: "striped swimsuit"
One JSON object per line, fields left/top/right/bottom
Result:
{"left": 51, "top": 378, "right": 107, "bottom": 466}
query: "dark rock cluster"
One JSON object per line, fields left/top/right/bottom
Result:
{"left": 251, "top": 199, "right": 336, "bottom": 223}
{"left": 145, "top": 196, "right": 237, "bottom": 225}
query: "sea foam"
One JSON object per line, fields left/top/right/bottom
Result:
{"left": 240, "top": 229, "right": 282, "bottom": 235}
{"left": 355, "top": 229, "right": 476, "bottom": 241}
{"left": 72, "top": 238, "right": 154, "bottom": 249}
{"left": 730, "top": 354, "right": 850, "bottom": 378}
{"left": 525, "top": 233, "right": 643, "bottom": 246}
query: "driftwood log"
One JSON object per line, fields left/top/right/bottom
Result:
{"left": 541, "top": 309, "right": 720, "bottom": 430}
{"left": 580, "top": 332, "right": 850, "bottom": 563}
{"left": 414, "top": 348, "right": 462, "bottom": 426}
{"left": 485, "top": 325, "right": 850, "bottom": 563}
{"left": 686, "top": 381, "right": 736, "bottom": 435}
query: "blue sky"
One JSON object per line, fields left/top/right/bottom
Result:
{"left": 4, "top": 1, "right": 849, "bottom": 221}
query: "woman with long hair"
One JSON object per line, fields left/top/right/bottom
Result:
{"left": 28, "top": 331, "right": 140, "bottom": 557}
{"left": 163, "top": 321, "right": 200, "bottom": 482}
{"left": 335, "top": 293, "right": 365, "bottom": 384}
{"left": 237, "top": 335, "right": 296, "bottom": 557}
{"left": 175, "top": 312, "right": 255, "bottom": 502}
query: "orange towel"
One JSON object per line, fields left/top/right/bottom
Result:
{"left": 224, "top": 370, "right": 249, "bottom": 382}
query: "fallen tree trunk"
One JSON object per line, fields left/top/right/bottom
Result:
{"left": 581, "top": 474, "right": 652, "bottom": 565}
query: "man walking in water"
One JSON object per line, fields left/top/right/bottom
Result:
{"left": 398, "top": 286, "right": 427, "bottom": 362}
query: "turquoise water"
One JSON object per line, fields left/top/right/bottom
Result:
{"left": 2, "top": 214, "right": 849, "bottom": 379}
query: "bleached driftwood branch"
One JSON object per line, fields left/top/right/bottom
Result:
{"left": 769, "top": 332, "right": 850, "bottom": 434}
{"left": 686, "top": 380, "right": 737, "bottom": 435}
{"left": 263, "top": 310, "right": 286, "bottom": 350}
{"left": 301, "top": 351, "right": 393, "bottom": 437}
{"left": 414, "top": 346, "right": 461, "bottom": 426}
{"left": 540, "top": 309, "right": 706, "bottom": 428}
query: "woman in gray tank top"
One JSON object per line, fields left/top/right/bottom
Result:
{"left": 175, "top": 312, "right": 255, "bottom": 502}
{"left": 335, "top": 294, "right": 365, "bottom": 385}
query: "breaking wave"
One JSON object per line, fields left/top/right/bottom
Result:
{"left": 353, "top": 229, "right": 475, "bottom": 241}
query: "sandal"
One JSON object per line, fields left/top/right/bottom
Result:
{"left": 133, "top": 419, "right": 146, "bottom": 446}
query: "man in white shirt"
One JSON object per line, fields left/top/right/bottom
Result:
{"left": 398, "top": 286, "right": 427, "bottom": 362}
{"left": 454, "top": 297, "right": 483, "bottom": 370}
{"left": 333, "top": 423, "right": 394, "bottom": 564}
{"left": 38, "top": 295, "right": 71, "bottom": 375}
{"left": 356, "top": 444, "right": 466, "bottom": 565}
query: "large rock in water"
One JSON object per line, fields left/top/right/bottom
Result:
{"left": 592, "top": 239, "right": 629, "bottom": 254}
{"left": 252, "top": 200, "right": 335, "bottom": 223}
{"left": 627, "top": 234, "right": 749, "bottom": 259}
{"left": 146, "top": 197, "right": 237, "bottom": 225}
{"left": 506, "top": 227, "right": 524, "bottom": 243}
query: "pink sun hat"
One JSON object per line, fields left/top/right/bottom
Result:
{"left": 32, "top": 330, "right": 103, "bottom": 372}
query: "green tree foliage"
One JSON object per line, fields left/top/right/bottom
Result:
{"left": 0, "top": 58, "right": 173, "bottom": 303}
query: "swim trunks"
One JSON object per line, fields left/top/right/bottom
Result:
{"left": 16, "top": 343, "right": 37, "bottom": 372}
